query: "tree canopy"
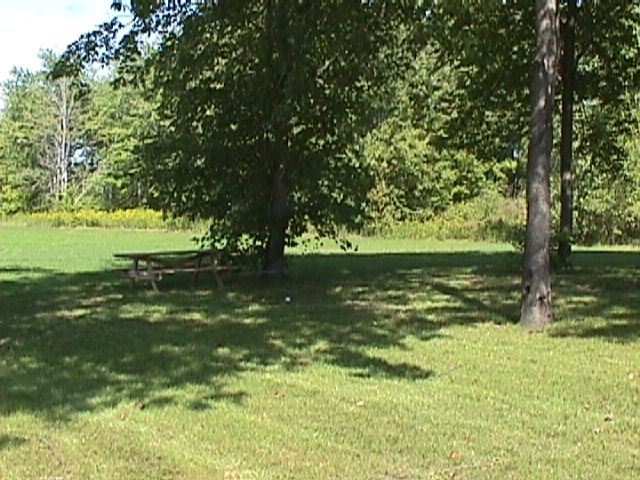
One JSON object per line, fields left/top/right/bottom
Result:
{"left": 59, "top": 1, "right": 426, "bottom": 269}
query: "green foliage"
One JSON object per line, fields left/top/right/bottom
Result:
{"left": 128, "top": 2, "right": 423, "bottom": 265}
{"left": 0, "top": 68, "right": 52, "bottom": 213}
{"left": 361, "top": 42, "right": 486, "bottom": 228}
{"left": 572, "top": 96, "right": 640, "bottom": 244}
{"left": 0, "top": 168, "right": 48, "bottom": 215}
{"left": 425, "top": 1, "right": 640, "bottom": 248}
{"left": 80, "top": 77, "right": 157, "bottom": 209}
{"left": 427, "top": 1, "right": 534, "bottom": 196}
{"left": 0, "top": 52, "right": 89, "bottom": 213}
{"left": 0, "top": 52, "right": 159, "bottom": 215}
{"left": 367, "top": 189, "right": 526, "bottom": 247}
{"left": 364, "top": 119, "right": 485, "bottom": 224}
{"left": 576, "top": 2, "right": 640, "bottom": 104}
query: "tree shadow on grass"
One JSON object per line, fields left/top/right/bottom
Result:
{"left": 0, "top": 267, "right": 54, "bottom": 275}
{"left": 1, "top": 248, "right": 637, "bottom": 422}
{"left": 0, "top": 434, "right": 28, "bottom": 451}
{"left": 550, "top": 250, "right": 640, "bottom": 342}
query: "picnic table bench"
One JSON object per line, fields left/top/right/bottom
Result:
{"left": 114, "top": 248, "right": 227, "bottom": 292}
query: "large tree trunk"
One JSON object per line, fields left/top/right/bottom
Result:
{"left": 262, "top": 0, "right": 291, "bottom": 274}
{"left": 264, "top": 162, "right": 289, "bottom": 273}
{"left": 558, "top": 0, "right": 577, "bottom": 266}
{"left": 520, "top": 0, "right": 558, "bottom": 330}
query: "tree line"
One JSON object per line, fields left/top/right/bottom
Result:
{"left": 1, "top": 0, "right": 639, "bottom": 327}
{"left": 0, "top": 52, "right": 154, "bottom": 213}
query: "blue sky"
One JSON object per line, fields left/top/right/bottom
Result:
{"left": 0, "top": 1, "right": 124, "bottom": 86}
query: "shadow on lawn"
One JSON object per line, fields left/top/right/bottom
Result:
{"left": 1, "top": 248, "right": 638, "bottom": 421}
{"left": 0, "top": 434, "right": 27, "bottom": 451}
{"left": 550, "top": 250, "right": 640, "bottom": 342}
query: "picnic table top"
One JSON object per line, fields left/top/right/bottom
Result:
{"left": 114, "top": 248, "right": 218, "bottom": 260}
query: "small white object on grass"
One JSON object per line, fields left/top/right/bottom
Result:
{"left": 284, "top": 296, "right": 292, "bottom": 303}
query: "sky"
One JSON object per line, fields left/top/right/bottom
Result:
{"left": 0, "top": 1, "right": 126, "bottom": 88}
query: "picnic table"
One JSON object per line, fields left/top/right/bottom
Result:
{"left": 114, "top": 248, "right": 225, "bottom": 292}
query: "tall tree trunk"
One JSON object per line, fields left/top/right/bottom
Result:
{"left": 520, "top": 0, "right": 558, "bottom": 330}
{"left": 558, "top": 0, "right": 577, "bottom": 266}
{"left": 264, "top": 162, "right": 289, "bottom": 273}
{"left": 46, "top": 76, "right": 75, "bottom": 200}
{"left": 262, "top": 0, "right": 293, "bottom": 274}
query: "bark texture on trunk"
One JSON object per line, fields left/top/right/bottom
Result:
{"left": 262, "top": 0, "right": 291, "bottom": 275}
{"left": 558, "top": 0, "right": 577, "bottom": 266}
{"left": 264, "top": 162, "right": 289, "bottom": 274}
{"left": 520, "top": 0, "right": 558, "bottom": 330}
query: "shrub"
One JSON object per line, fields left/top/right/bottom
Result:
{"left": 365, "top": 190, "right": 526, "bottom": 247}
{"left": 4, "top": 208, "right": 203, "bottom": 231}
{"left": 363, "top": 119, "right": 486, "bottom": 225}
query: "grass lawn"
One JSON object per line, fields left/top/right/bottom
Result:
{"left": 1, "top": 225, "right": 639, "bottom": 479}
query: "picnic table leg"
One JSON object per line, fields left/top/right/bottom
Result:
{"left": 192, "top": 254, "right": 203, "bottom": 288}
{"left": 130, "top": 259, "right": 139, "bottom": 288}
{"left": 147, "top": 261, "right": 160, "bottom": 292}
{"left": 211, "top": 252, "right": 224, "bottom": 289}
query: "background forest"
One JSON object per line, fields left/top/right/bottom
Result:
{"left": 1, "top": 1, "right": 640, "bottom": 247}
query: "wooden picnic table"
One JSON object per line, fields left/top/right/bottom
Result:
{"left": 114, "top": 248, "right": 224, "bottom": 292}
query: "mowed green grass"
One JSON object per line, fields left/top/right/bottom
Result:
{"left": 1, "top": 225, "right": 639, "bottom": 479}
